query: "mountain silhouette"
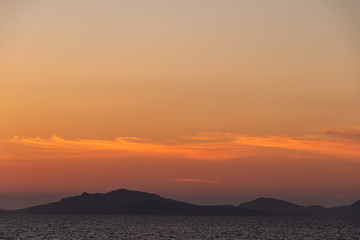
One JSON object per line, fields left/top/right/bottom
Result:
{"left": 12, "top": 189, "right": 262, "bottom": 215}
{"left": 238, "top": 197, "right": 360, "bottom": 216}
{"left": 2, "top": 189, "right": 359, "bottom": 216}
{"left": 238, "top": 198, "right": 325, "bottom": 215}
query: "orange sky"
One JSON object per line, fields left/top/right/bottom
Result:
{"left": 1, "top": 0, "right": 360, "bottom": 209}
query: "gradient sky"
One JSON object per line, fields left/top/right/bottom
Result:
{"left": 1, "top": 0, "right": 360, "bottom": 210}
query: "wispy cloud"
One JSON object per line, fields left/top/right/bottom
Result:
{"left": 175, "top": 179, "right": 219, "bottom": 184}
{"left": 2, "top": 127, "right": 360, "bottom": 161}
{"left": 4, "top": 134, "right": 252, "bottom": 160}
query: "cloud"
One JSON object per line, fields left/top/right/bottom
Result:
{"left": 174, "top": 179, "right": 219, "bottom": 184}
{"left": 4, "top": 134, "right": 253, "bottom": 160}
{"left": 2, "top": 129, "right": 360, "bottom": 161}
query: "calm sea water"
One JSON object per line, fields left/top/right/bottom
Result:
{"left": 0, "top": 214, "right": 359, "bottom": 240}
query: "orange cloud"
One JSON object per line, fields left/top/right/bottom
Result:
{"left": 4, "top": 135, "right": 252, "bottom": 160}
{"left": 1, "top": 128, "right": 359, "bottom": 161}
{"left": 232, "top": 135, "right": 360, "bottom": 160}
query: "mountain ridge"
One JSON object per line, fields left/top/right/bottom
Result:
{"left": 1, "top": 189, "right": 359, "bottom": 216}
{"left": 8, "top": 189, "right": 262, "bottom": 216}
{"left": 238, "top": 197, "right": 360, "bottom": 216}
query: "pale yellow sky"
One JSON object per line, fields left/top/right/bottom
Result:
{"left": 1, "top": 0, "right": 359, "bottom": 139}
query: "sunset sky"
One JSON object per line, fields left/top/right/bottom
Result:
{"left": 1, "top": 0, "right": 360, "bottom": 210}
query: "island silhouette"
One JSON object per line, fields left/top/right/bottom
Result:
{"left": 2, "top": 189, "right": 359, "bottom": 216}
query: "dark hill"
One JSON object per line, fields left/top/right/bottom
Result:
{"left": 239, "top": 197, "right": 332, "bottom": 216}
{"left": 15, "top": 189, "right": 262, "bottom": 215}
{"left": 238, "top": 198, "right": 360, "bottom": 216}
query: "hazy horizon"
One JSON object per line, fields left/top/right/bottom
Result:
{"left": 1, "top": 0, "right": 360, "bottom": 210}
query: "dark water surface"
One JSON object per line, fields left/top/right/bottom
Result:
{"left": 1, "top": 214, "right": 359, "bottom": 239}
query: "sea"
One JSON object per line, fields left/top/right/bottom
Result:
{"left": 1, "top": 215, "right": 359, "bottom": 240}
